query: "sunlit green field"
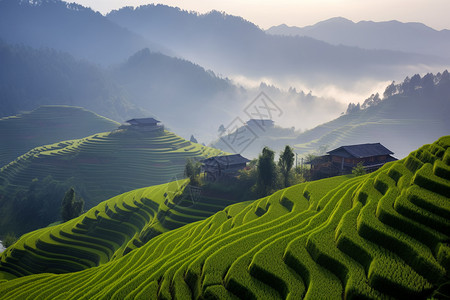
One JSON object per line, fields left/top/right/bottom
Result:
{"left": 0, "top": 136, "right": 448, "bottom": 299}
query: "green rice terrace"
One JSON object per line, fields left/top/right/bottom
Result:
{"left": 0, "top": 125, "right": 226, "bottom": 234}
{"left": 0, "top": 106, "right": 120, "bottom": 167}
{"left": 0, "top": 136, "right": 449, "bottom": 299}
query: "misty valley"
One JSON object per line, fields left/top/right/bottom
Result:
{"left": 0, "top": 0, "right": 449, "bottom": 299}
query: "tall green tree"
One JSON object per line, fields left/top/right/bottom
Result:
{"left": 185, "top": 158, "right": 201, "bottom": 186}
{"left": 61, "top": 187, "right": 84, "bottom": 222}
{"left": 256, "top": 147, "right": 277, "bottom": 196}
{"left": 2, "top": 232, "right": 17, "bottom": 248}
{"left": 278, "top": 145, "right": 295, "bottom": 187}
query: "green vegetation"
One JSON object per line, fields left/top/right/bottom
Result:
{"left": 352, "top": 162, "right": 367, "bottom": 176}
{"left": 0, "top": 106, "right": 120, "bottom": 167}
{"left": 0, "top": 127, "right": 225, "bottom": 235}
{"left": 256, "top": 147, "right": 278, "bottom": 197}
{"left": 278, "top": 145, "right": 295, "bottom": 188}
{"left": 1, "top": 234, "right": 16, "bottom": 249}
{"left": 184, "top": 158, "right": 202, "bottom": 186}
{"left": 61, "top": 188, "right": 84, "bottom": 222}
{"left": 0, "top": 136, "right": 447, "bottom": 298}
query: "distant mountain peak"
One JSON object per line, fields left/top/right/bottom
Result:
{"left": 266, "top": 17, "right": 450, "bottom": 59}
{"left": 316, "top": 16, "right": 354, "bottom": 25}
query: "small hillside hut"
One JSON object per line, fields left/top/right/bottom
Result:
{"left": 202, "top": 154, "right": 250, "bottom": 181}
{"left": 246, "top": 119, "right": 274, "bottom": 128}
{"left": 121, "top": 118, "right": 163, "bottom": 132}
{"left": 308, "top": 143, "right": 397, "bottom": 179}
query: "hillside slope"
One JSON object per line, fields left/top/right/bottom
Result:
{"left": 293, "top": 71, "right": 450, "bottom": 158}
{"left": 0, "top": 106, "right": 119, "bottom": 167}
{"left": 0, "top": 179, "right": 250, "bottom": 280}
{"left": 0, "top": 0, "right": 166, "bottom": 64}
{"left": 0, "top": 136, "right": 448, "bottom": 299}
{"left": 0, "top": 127, "right": 226, "bottom": 235}
{"left": 0, "top": 41, "right": 144, "bottom": 121}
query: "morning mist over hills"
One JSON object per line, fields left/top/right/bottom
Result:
{"left": 0, "top": 0, "right": 449, "bottom": 298}
{"left": 1, "top": 0, "right": 449, "bottom": 144}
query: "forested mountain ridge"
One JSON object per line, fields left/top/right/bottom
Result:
{"left": 0, "top": 41, "right": 143, "bottom": 121}
{"left": 0, "top": 0, "right": 167, "bottom": 64}
{"left": 293, "top": 71, "right": 450, "bottom": 158}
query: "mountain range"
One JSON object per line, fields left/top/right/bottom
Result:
{"left": 267, "top": 17, "right": 450, "bottom": 60}
{"left": 0, "top": 39, "right": 345, "bottom": 142}
{"left": 108, "top": 5, "right": 448, "bottom": 88}
{"left": 0, "top": 0, "right": 168, "bottom": 65}
{"left": 1, "top": 0, "right": 448, "bottom": 89}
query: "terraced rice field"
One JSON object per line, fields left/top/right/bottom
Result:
{"left": 0, "top": 176, "right": 262, "bottom": 281}
{"left": 0, "top": 127, "right": 226, "bottom": 208}
{"left": 0, "top": 136, "right": 448, "bottom": 299}
{"left": 0, "top": 106, "right": 120, "bottom": 167}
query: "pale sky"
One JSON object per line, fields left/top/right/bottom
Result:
{"left": 72, "top": 0, "right": 450, "bottom": 30}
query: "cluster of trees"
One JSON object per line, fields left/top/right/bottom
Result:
{"left": 184, "top": 158, "right": 202, "bottom": 186}
{"left": 1, "top": 183, "right": 84, "bottom": 250}
{"left": 61, "top": 188, "right": 84, "bottom": 223}
{"left": 182, "top": 145, "right": 306, "bottom": 201}
{"left": 0, "top": 176, "right": 86, "bottom": 235}
{"left": 346, "top": 71, "right": 450, "bottom": 115}
{"left": 246, "top": 145, "right": 305, "bottom": 197}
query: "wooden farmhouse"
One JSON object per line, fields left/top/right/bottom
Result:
{"left": 202, "top": 154, "right": 250, "bottom": 181}
{"left": 308, "top": 143, "right": 397, "bottom": 179}
{"left": 246, "top": 119, "right": 274, "bottom": 128}
{"left": 120, "top": 118, "right": 164, "bottom": 132}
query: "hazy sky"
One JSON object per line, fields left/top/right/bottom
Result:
{"left": 73, "top": 0, "right": 450, "bottom": 30}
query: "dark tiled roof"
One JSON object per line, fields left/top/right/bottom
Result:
{"left": 327, "top": 143, "right": 394, "bottom": 158}
{"left": 246, "top": 119, "right": 274, "bottom": 126}
{"left": 126, "top": 118, "right": 160, "bottom": 125}
{"left": 202, "top": 154, "right": 250, "bottom": 166}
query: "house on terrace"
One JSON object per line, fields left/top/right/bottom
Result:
{"left": 119, "top": 118, "right": 164, "bottom": 132}
{"left": 201, "top": 154, "right": 250, "bottom": 181}
{"left": 308, "top": 143, "right": 397, "bottom": 179}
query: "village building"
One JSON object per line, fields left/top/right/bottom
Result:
{"left": 246, "top": 119, "right": 274, "bottom": 128}
{"left": 202, "top": 154, "right": 250, "bottom": 181}
{"left": 119, "top": 118, "right": 164, "bottom": 132}
{"left": 308, "top": 143, "right": 397, "bottom": 179}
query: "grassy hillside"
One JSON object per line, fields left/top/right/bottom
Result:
{"left": 294, "top": 72, "right": 450, "bottom": 158}
{"left": 0, "top": 106, "right": 120, "bottom": 167}
{"left": 0, "top": 127, "right": 226, "bottom": 235}
{"left": 0, "top": 136, "right": 448, "bottom": 299}
{"left": 0, "top": 178, "right": 249, "bottom": 281}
